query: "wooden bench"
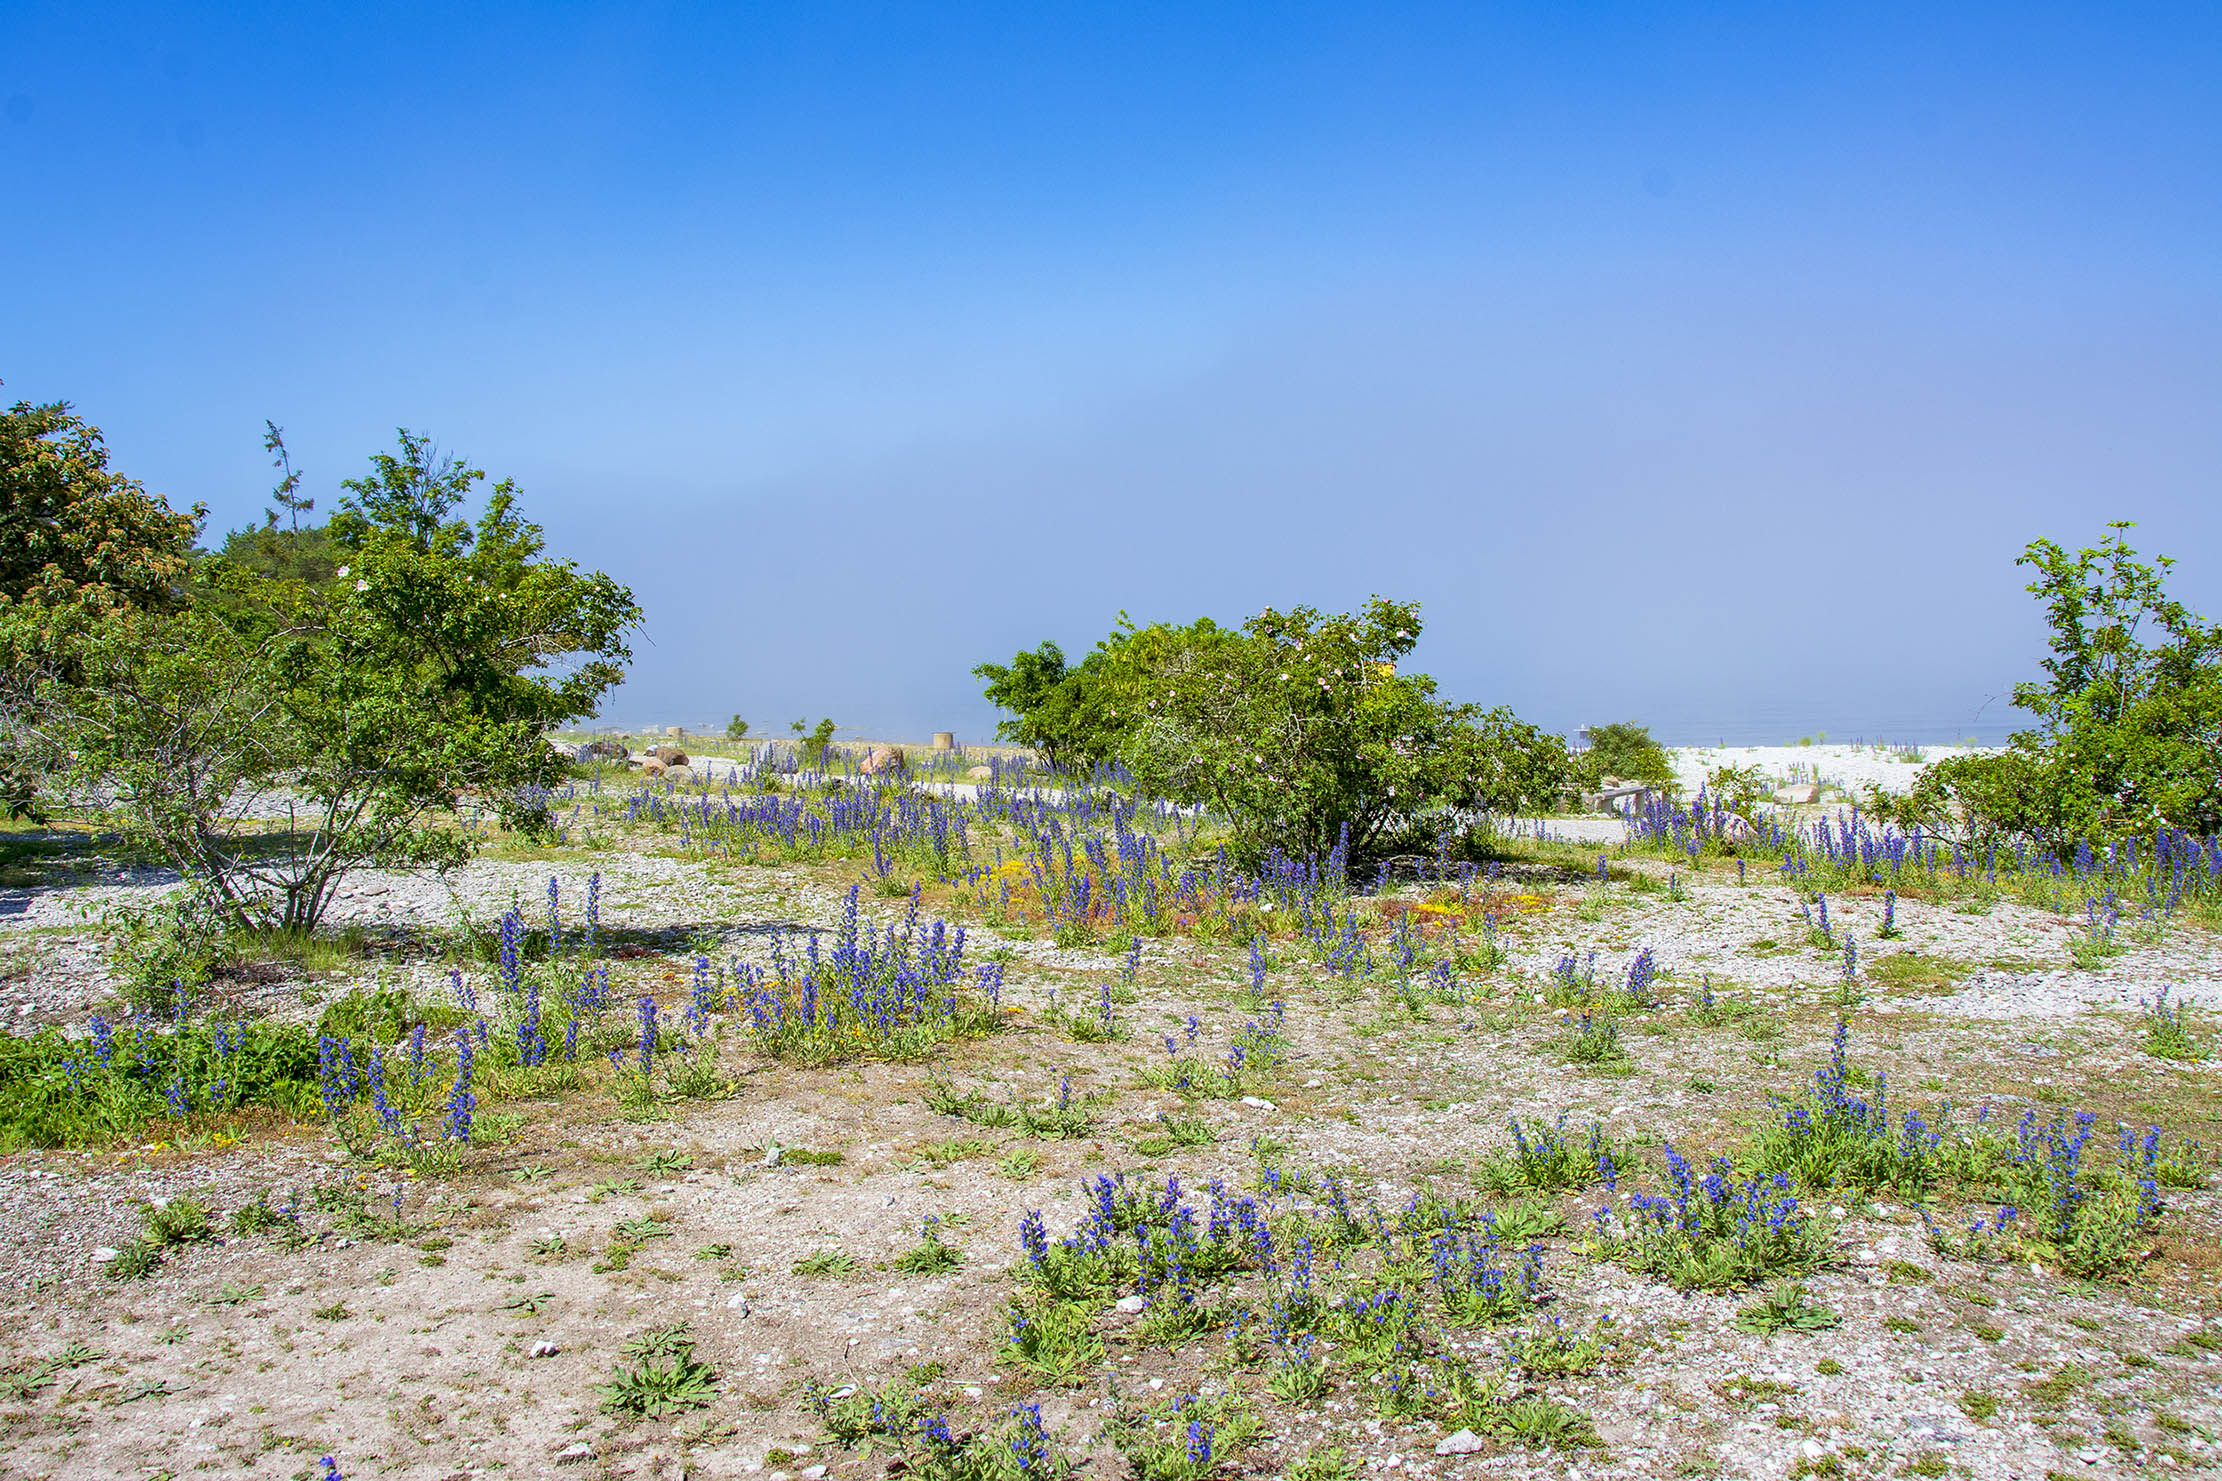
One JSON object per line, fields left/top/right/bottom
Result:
{"left": 1583, "top": 784, "right": 1655, "bottom": 815}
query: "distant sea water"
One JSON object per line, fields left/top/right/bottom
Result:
{"left": 603, "top": 699, "right": 2030, "bottom": 753}
{"left": 1581, "top": 700, "right": 2025, "bottom": 751}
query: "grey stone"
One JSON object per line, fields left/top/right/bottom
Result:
{"left": 1435, "top": 1428, "right": 1486, "bottom": 1455}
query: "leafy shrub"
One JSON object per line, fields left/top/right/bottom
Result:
{"left": 19, "top": 429, "right": 639, "bottom": 932}
{"left": 1576, "top": 721, "right": 1676, "bottom": 791}
{"left": 1118, "top": 598, "right": 1572, "bottom": 869}
{"left": 795, "top": 717, "right": 837, "bottom": 768}
{"left": 0, "top": 1016, "right": 322, "bottom": 1150}
{"left": 1705, "top": 762, "right": 1773, "bottom": 818}
{"left": 94, "top": 893, "right": 224, "bottom": 1009}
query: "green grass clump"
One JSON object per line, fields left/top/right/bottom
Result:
{"left": 0, "top": 1018, "right": 323, "bottom": 1150}
{"left": 1563, "top": 1011, "right": 1627, "bottom": 1065}
{"left": 893, "top": 1218, "right": 964, "bottom": 1274}
{"left": 1133, "top": 1113, "right": 1215, "bottom": 1157}
{"left": 1507, "top": 1317, "right": 1611, "bottom": 1377}
{"left": 1003, "top": 1298, "right": 1104, "bottom": 1384}
{"left": 1105, "top": 1391, "right": 1263, "bottom": 1481}
{"left": 102, "top": 1195, "right": 217, "bottom": 1280}
{"left": 2138, "top": 987, "right": 2207, "bottom": 1062}
{"left": 143, "top": 1195, "right": 214, "bottom": 1249}
{"left": 928, "top": 1073, "right": 1100, "bottom": 1139}
{"left": 597, "top": 1324, "right": 717, "bottom": 1420}
{"left": 1474, "top": 1114, "right": 1623, "bottom": 1194}
{"left": 1595, "top": 1147, "right": 1829, "bottom": 1292}
{"left": 1732, "top": 1281, "right": 1841, "bottom": 1335}
{"left": 805, "top": 1376, "right": 923, "bottom": 1446}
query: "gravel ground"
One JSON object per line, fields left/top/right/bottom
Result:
{"left": 1, "top": 790, "right": 2217, "bottom": 1481}
{"left": 1667, "top": 743, "right": 1991, "bottom": 800}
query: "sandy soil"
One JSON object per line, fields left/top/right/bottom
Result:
{"left": 1, "top": 788, "right": 2216, "bottom": 1481}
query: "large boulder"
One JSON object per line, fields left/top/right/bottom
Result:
{"left": 965, "top": 764, "right": 994, "bottom": 782}
{"left": 641, "top": 758, "right": 667, "bottom": 778}
{"left": 648, "top": 746, "right": 691, "bottom": 767}
{"left": 860, "top": 745, "right": 908, "bottom": 777}
{"left": 662, "top": 764, "right": 697, "bottom": 786}
{"left": 1774, "top": 784, "right": 1821, "bottom": 805}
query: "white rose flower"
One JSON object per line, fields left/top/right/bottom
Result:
{"left": 355, "top": 579, "right": 370, "bottom": 591}
{"left": 335, "top": 565, "right": 350, "bottom": 579}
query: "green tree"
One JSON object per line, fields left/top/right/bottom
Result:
{"left": 973, "top": 640, "right": 1081, "bottom": 767}
{"left": 0, "top": 395, "right": 202, "bottom": 611}
{"left": 0, "top": 394, "right": 204, "bottom": 814}
{"left": 1906, "top": 524, "right": 2222, "bottom": 847}
{"left": 1120, "top": 597, "right": 1570, "bottom": 867}
{"left": 7, "top": 428, "right": 640, "bottom": 931}
{"left": 726, "top": 714, "right": 750, "bottom": 741}
{"left": 974, "top": 617, "right": 1235, "bottom": 773}
{"left": 210, "top": 424, "right": 341, "bottom": 586}
{"left": 798, "top": 718, "right": 836, "bottom": 768}
{"left": 263, "top": 420, "right": 315, "bottom": 532}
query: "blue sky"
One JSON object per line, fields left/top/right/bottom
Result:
{"left": 5, "top": 2, "right": 2218, "bottom": 744}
